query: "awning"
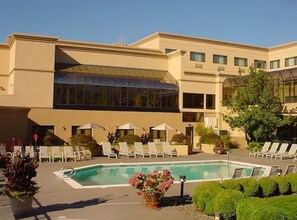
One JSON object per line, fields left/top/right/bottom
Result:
{"left": 54, "top": 63, "right": 178, "bottom": 90}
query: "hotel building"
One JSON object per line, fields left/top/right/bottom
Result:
{"left": 0, "top": 32, "right": 296, "bottom": 147}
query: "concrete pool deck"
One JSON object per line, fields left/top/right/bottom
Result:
{"left": 0, "top": 148, "right": 296, "bottom": 220}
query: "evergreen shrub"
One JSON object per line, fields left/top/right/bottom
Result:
{"left": 257, "top": 177, "right": 277, "bottom": 197}
{"left": 238, "top": 178, "right": 260, "bottom": 197}
{"left": 274, "top": 176, "right": 290, "bottom": 195}
{"left": 285, "top": 173, "right": 297, "bottom": 193}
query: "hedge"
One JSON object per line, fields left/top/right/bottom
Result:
{"left": 236, "top": 197, "right": 288, "bottom": 220}
{"left": 221, "top": 179, "right": 242, "bottom": 191}
{"left": 238, "top": 178, "right": 260, "bottom": 197}
{"left": 213, "top": 190, "right": 245, "bottom": 219}
{"left": 257, "top": 177, "right": 277, "bottom": 197}
{"left": 274, "top": 176, "right": 290, "bottom": 195}
{"left": 285, "top": 173, "right": 297, "bottom": 193}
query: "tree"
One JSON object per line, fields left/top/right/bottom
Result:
{"left": 223, "top": 67, "right": 291, "bottom": 143}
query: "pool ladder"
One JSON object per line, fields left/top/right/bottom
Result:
{"left": 57, "top": 166, "right": 76, "bottom": 181}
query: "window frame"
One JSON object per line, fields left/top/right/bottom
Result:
{"left": 190, "top": 51, "right": 205, "bottom": 62}
{"left": 234, "top": 57, "right": 248, "bottom": 67}
{"left": 213, "top": 54, "right": 227, "bottom": 65}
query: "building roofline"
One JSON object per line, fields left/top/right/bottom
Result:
{"left": 131, "top": 32, "right": 271, "bottom": 52}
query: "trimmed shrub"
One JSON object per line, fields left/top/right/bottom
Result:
{"left": 199, "top": 133, "right": 220, "bottom": 145}
{"left": 213, "top": 190, "right": 245, "bottom": 219}
{"left": 221, "top": 179, "right": 242, "bottom": 191}
{"left": 192, "top": 181, "right": 223, "bottom": 212}
{"left": 257, "top": 177, "right": 277, "bottom": 197}
{"left": 236, "top": 197, "right": 288, "bottom": 220}
{"left": 117, "top": 134, "right": 141, "bottom": 145}
{"left": 248, "top": 141, "right": 263, "bottom": 152}
{"left": 70, "top": 133, "right": 99, "bottom": 156}
{"left": 274, "top": 176, "right": 290, "bottom": 195}
{"left": 238, "top": 178, "right": 260, "bottom": 197}
{"left": 285, "top": 173, "right": 297, "bottom": 193}
{"left": 171, "top": 133, "right": 188, "bottom": 145}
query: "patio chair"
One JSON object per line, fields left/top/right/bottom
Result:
{"left": 102, "top": 142, "right": 117, "bottom": 159}
{"left": 78, "top": 146, "right": 92, "bottom": 160}
{"left": 119, "top": 142, "right": 135, "bottom": 158}
{"left": 51, "top": 146, "right": 64, "bottom": 162}
{"left": 12, "top": 146, "right": 23, "bottom": 158}
{"left": 64, "top": 146, "right": 77, "bottom": 162}
{"left": 134, "top": 142, "right": 150, "bottom": 158}
{"left": 39, "top": 146, "right": 51, "bottom": 162}
{"left": 148, "top": 142, "right": 164, "bottom": 158}
{"left": 247, "top": 167, "right": 264, "bottom": 178}
{"left": 161, "top": 142, "right": 179, "bottom": 157}
{"left": 249, "top": 142, "right": 270, "bottom": 157}
{"left": 275, "top": 144, "right": 297, "bottom": 160}
{"left": 231, "top": 168, "right": 244, "bottom": 179}
{"left": 283, "top": 164, "right": 296, "bottom": 176}
{"left": 265, "top": 143, "right": 289, "bottom": 159}
{"left": 25, "top": 146, "right": 35, "bottom": 158}
{"left": 268, "top": 165, "right": 281, "bottom": 177}
{"left": 0, "top": 145, "right": 12, "bottom": 157}
{"left": 72, "top": 146, "right": 85, "bottom": 161}
{"left": 259, "top": 142, "right": 280, "bottom": 158}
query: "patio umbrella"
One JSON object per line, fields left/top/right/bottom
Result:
{"left": 77, "top": 123, "right": 105, "bottom": 135}
{"left": 152, "top": 123, "right": 175, "bottom": 141}
{"left": 117, "top": 123, "right": 139, "bottom": 130}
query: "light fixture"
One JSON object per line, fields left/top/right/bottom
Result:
{"left": 277, "top": 168, "right": 282, "bottom": 176}
{"left": 179, "top": 174, "right": 186, "bottom": 204}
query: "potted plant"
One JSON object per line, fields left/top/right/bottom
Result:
{"left": 2, "top": 152, "right": 39, "bottom": 216}
{"left": 128, "top": 169, "right": 174, "bottom": 209}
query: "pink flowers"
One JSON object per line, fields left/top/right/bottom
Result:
{"left": 128, "top": 169, "right": 174, "bottom": 197}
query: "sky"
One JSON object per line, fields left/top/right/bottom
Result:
{"left": 0, "top": 0, "right": 297, "bottom": 47}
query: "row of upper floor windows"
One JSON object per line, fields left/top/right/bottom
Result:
{"left": 165, "top": 48, "right": 297, "bottom": 70}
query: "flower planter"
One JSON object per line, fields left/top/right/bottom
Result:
{"left": 201, "top": 143, "right": 216, "bottom": 154}
{"left": 169, "top": 144, "right": 191, "bottom": 155}
{"left": 9, "top": 196, "right": 33, "bottom": 216}
{"left": 142, "top": 192, "right": 162, "bottom": 209}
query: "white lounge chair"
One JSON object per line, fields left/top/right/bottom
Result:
{"left": 268, "top": 165, "right": 281, "bottom": 177}
{"left": 275, "top": 144, "right": 297, "bottom": 160}
{"left": 266, "top": 143, "right": 289, "bottom": 159}
{"left": 0, "top": 145, "right": 12, "bottom": 157}
{"left": 102, "top": 142, "right": 117, "bottom": 158}
{"left": 25, "top": 146, "right": 35, "bottom": 158}
{"left": 51, "top": 146, "right": 64, "bottom": 162}
{"left": 246, "top": 167, "right": 264, "bottom": 178}
{"left": 148, "top": 142, "right": 164, "bottom": 158}
{"left": 72, "top": 146, "right": 85, "bottom": 160}
{"left": 249, "top": 142, "right": 270, "bottom": 157}
{"left": 64, "top": 146, "right": 77, "bottom": 162}
{"left": 119, "top": 142, "right": 135, "bottom": 158}
{"left": 259, "top": 142, "right": 280, "bottom": 158}
{"left": 232, "top": 168, "right": 244, "bottom": 179}
{"left": 283, "top": 164, "right": 296, "bottom": 176}
{"left": 161, "top": 142, "right": 179, "bottom": 157}
{"left": 134, "top": 142, "right": 150, "bottom": 158}
{"left": 78, "top": 146, "right": 92, "bottom": 160}
{"left": 39, "top": 146, "right": 51, "bottom": 162}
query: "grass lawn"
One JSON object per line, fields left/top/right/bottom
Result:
{"left": 265, "top": 194, "right": 297, "bottom": 219}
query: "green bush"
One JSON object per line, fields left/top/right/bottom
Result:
{"left": 257, "top": 177, "right": 277, "bottom": 197}
{"left": 248, "top": 141, "right": 263, "bottom": 152}
{"left": 192, "top": 181, "right": 223, "bottom": 212}
{"left": 236, "top": 197, "right": 288, "bottom": 220}
{"left": 69, "top": 134, "right": 98, "bottom": 155}
{"left": 274, "top": 176, "right": 290, "bottom": 195}
{"left": 238, "top": 178, "right": 260, "bottom": 197}
{"left": 170, "top": 133, "right": 189, "bottom": 145}
{"left": 285, "top": 173, "right": 297, "bottom": 193}
{"left": 213, "top": 190, "right": 245, "bottom": 219}
{"left": 195, "top": 123, "right": 214, "bottom": 136}
{"left": 199, "top": 133, "right": 220, "bottom": 145}
{"left": 221, "top": 179, "right": 242, "bottom": 191}
{"left": 117, "top": 134, "right": 141, "bottom": 145}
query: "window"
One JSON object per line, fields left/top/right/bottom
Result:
{"left": 213, "top": 54, "right": 227, "bottom": 64}
{"left": 72, "top": 126, "right": 91, "bottom": 136}
{"left": 254, "top": 60, "right": 267, "bottom": 69}
{"left": 206, "top": 94, "right": 215, "bottom": 109}
{"left": 270, "top": 60, "right": 280, "bottom": 69}
{"left": 182, "top": 112, "right": 204, "bottom": 122}
{"left": 190, "top": 52, "right": 205, "bottom": 62}
{"left": 234, "top": 57, "right": 247, "bottom": 67}
{"left": 165, "top": 48, "right": 176, "bottom": 54}
{"left": 285, "top": 57, "right": 297, "bottom": 67}
{"left": 183, "top": 93, "right": 204, "bottom": 109}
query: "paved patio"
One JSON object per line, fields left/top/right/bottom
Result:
{"left": 0, "top": 148, "right": 295, "bottom": 220}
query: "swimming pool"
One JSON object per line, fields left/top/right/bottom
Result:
{"left": 56, "top": 160, "right": 268, "bottom": 188}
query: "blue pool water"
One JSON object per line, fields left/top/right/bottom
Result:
{"left": 68, "top": 161, "right": 261, "bottom": 187}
